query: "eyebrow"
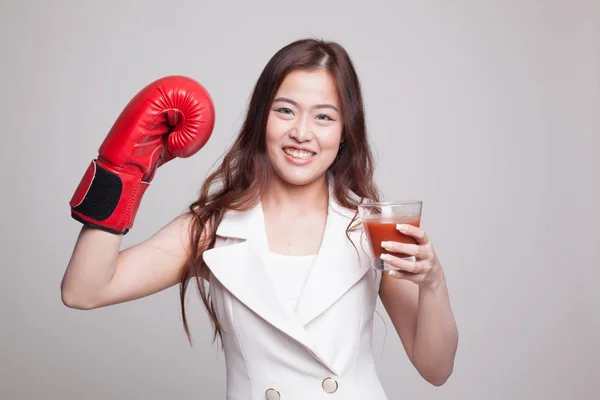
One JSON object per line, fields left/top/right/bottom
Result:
{"left": 273, "top": 97, "right": 340, "bottom": 113}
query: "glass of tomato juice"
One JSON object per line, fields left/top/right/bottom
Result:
{"left": 358, "top": 200, "right": 423, "bottom": 270}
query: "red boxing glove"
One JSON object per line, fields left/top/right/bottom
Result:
{"left": 70, "top": 75, "right": 215, "bottom": 234}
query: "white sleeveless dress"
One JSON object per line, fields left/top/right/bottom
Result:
{"left": 204, "top": 194, "right": 389, "bottom": 399}
{"left": 262, "top": 251, "right": 317, "bottom": 316}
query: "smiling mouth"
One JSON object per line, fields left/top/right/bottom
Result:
{"left": 283, "top": 147, "right": 316, "bottom": 160}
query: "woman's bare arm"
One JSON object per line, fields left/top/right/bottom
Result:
{"left": 61, "top": 212, "right": 201, "bottom": 310}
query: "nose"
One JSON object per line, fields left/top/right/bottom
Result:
{"left": 288, "top": 115, "right": 312, "bottom": 142}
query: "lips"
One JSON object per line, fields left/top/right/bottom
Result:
{"left": 282, "top": 147, "right": 316, "bottom": 160}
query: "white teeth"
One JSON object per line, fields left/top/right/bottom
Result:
{"left": 283, "top": 148, "right": 314, "bottom": 160}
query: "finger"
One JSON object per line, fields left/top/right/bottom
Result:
{"left": 384, "top": 241, "right": 435, "bottom": 261}
{"left": 388, "top": 269, "right": 406, "bottom": 279}
{"left": 396, "top": 224, "right": 429, "bottom": 245}
{"left": 381, "top": 254, "right": 429, "bottom": 274}
{"left": 387, "top": 269, "right": 423, "bottom": 284}
{"left": 381, "top": 241, "right": 422, "bottom": 259}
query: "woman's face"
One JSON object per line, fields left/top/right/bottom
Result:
{"left": 265, "top": 69, "right": 343, "bottom": 187}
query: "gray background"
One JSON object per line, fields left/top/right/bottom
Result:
{"left": 2, "top": 0, "right": 599, "bottom": 398}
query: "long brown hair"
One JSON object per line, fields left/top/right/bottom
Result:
{"left": 179, "top": 38, "right": 380, "bottom": 345}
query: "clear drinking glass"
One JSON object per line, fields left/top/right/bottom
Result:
{"left": 358, "top": 200, "right": 423, "bottom": 270}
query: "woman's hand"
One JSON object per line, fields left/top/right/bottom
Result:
{"left": 380, "top": 224, "right": 444, "bottom": 288}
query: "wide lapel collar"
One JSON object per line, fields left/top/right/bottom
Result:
{"left": 202, "top": 202, "right": 334, "bottom": 369}
{"left": 295, "top": 185, "right": 371, "bottom": 326}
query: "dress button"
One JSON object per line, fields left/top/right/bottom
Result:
{"left": 322, "top": 377, "right": 339, "bottom": 393}
{"left": 265, "top": 388, "right": 281, "bottom": 400}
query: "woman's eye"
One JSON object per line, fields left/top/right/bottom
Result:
{"left": 316, "top": 114, "right": 334, "bottom": 121}
{"left": 276, "top": 107, "right": 293, "bottom": 115}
